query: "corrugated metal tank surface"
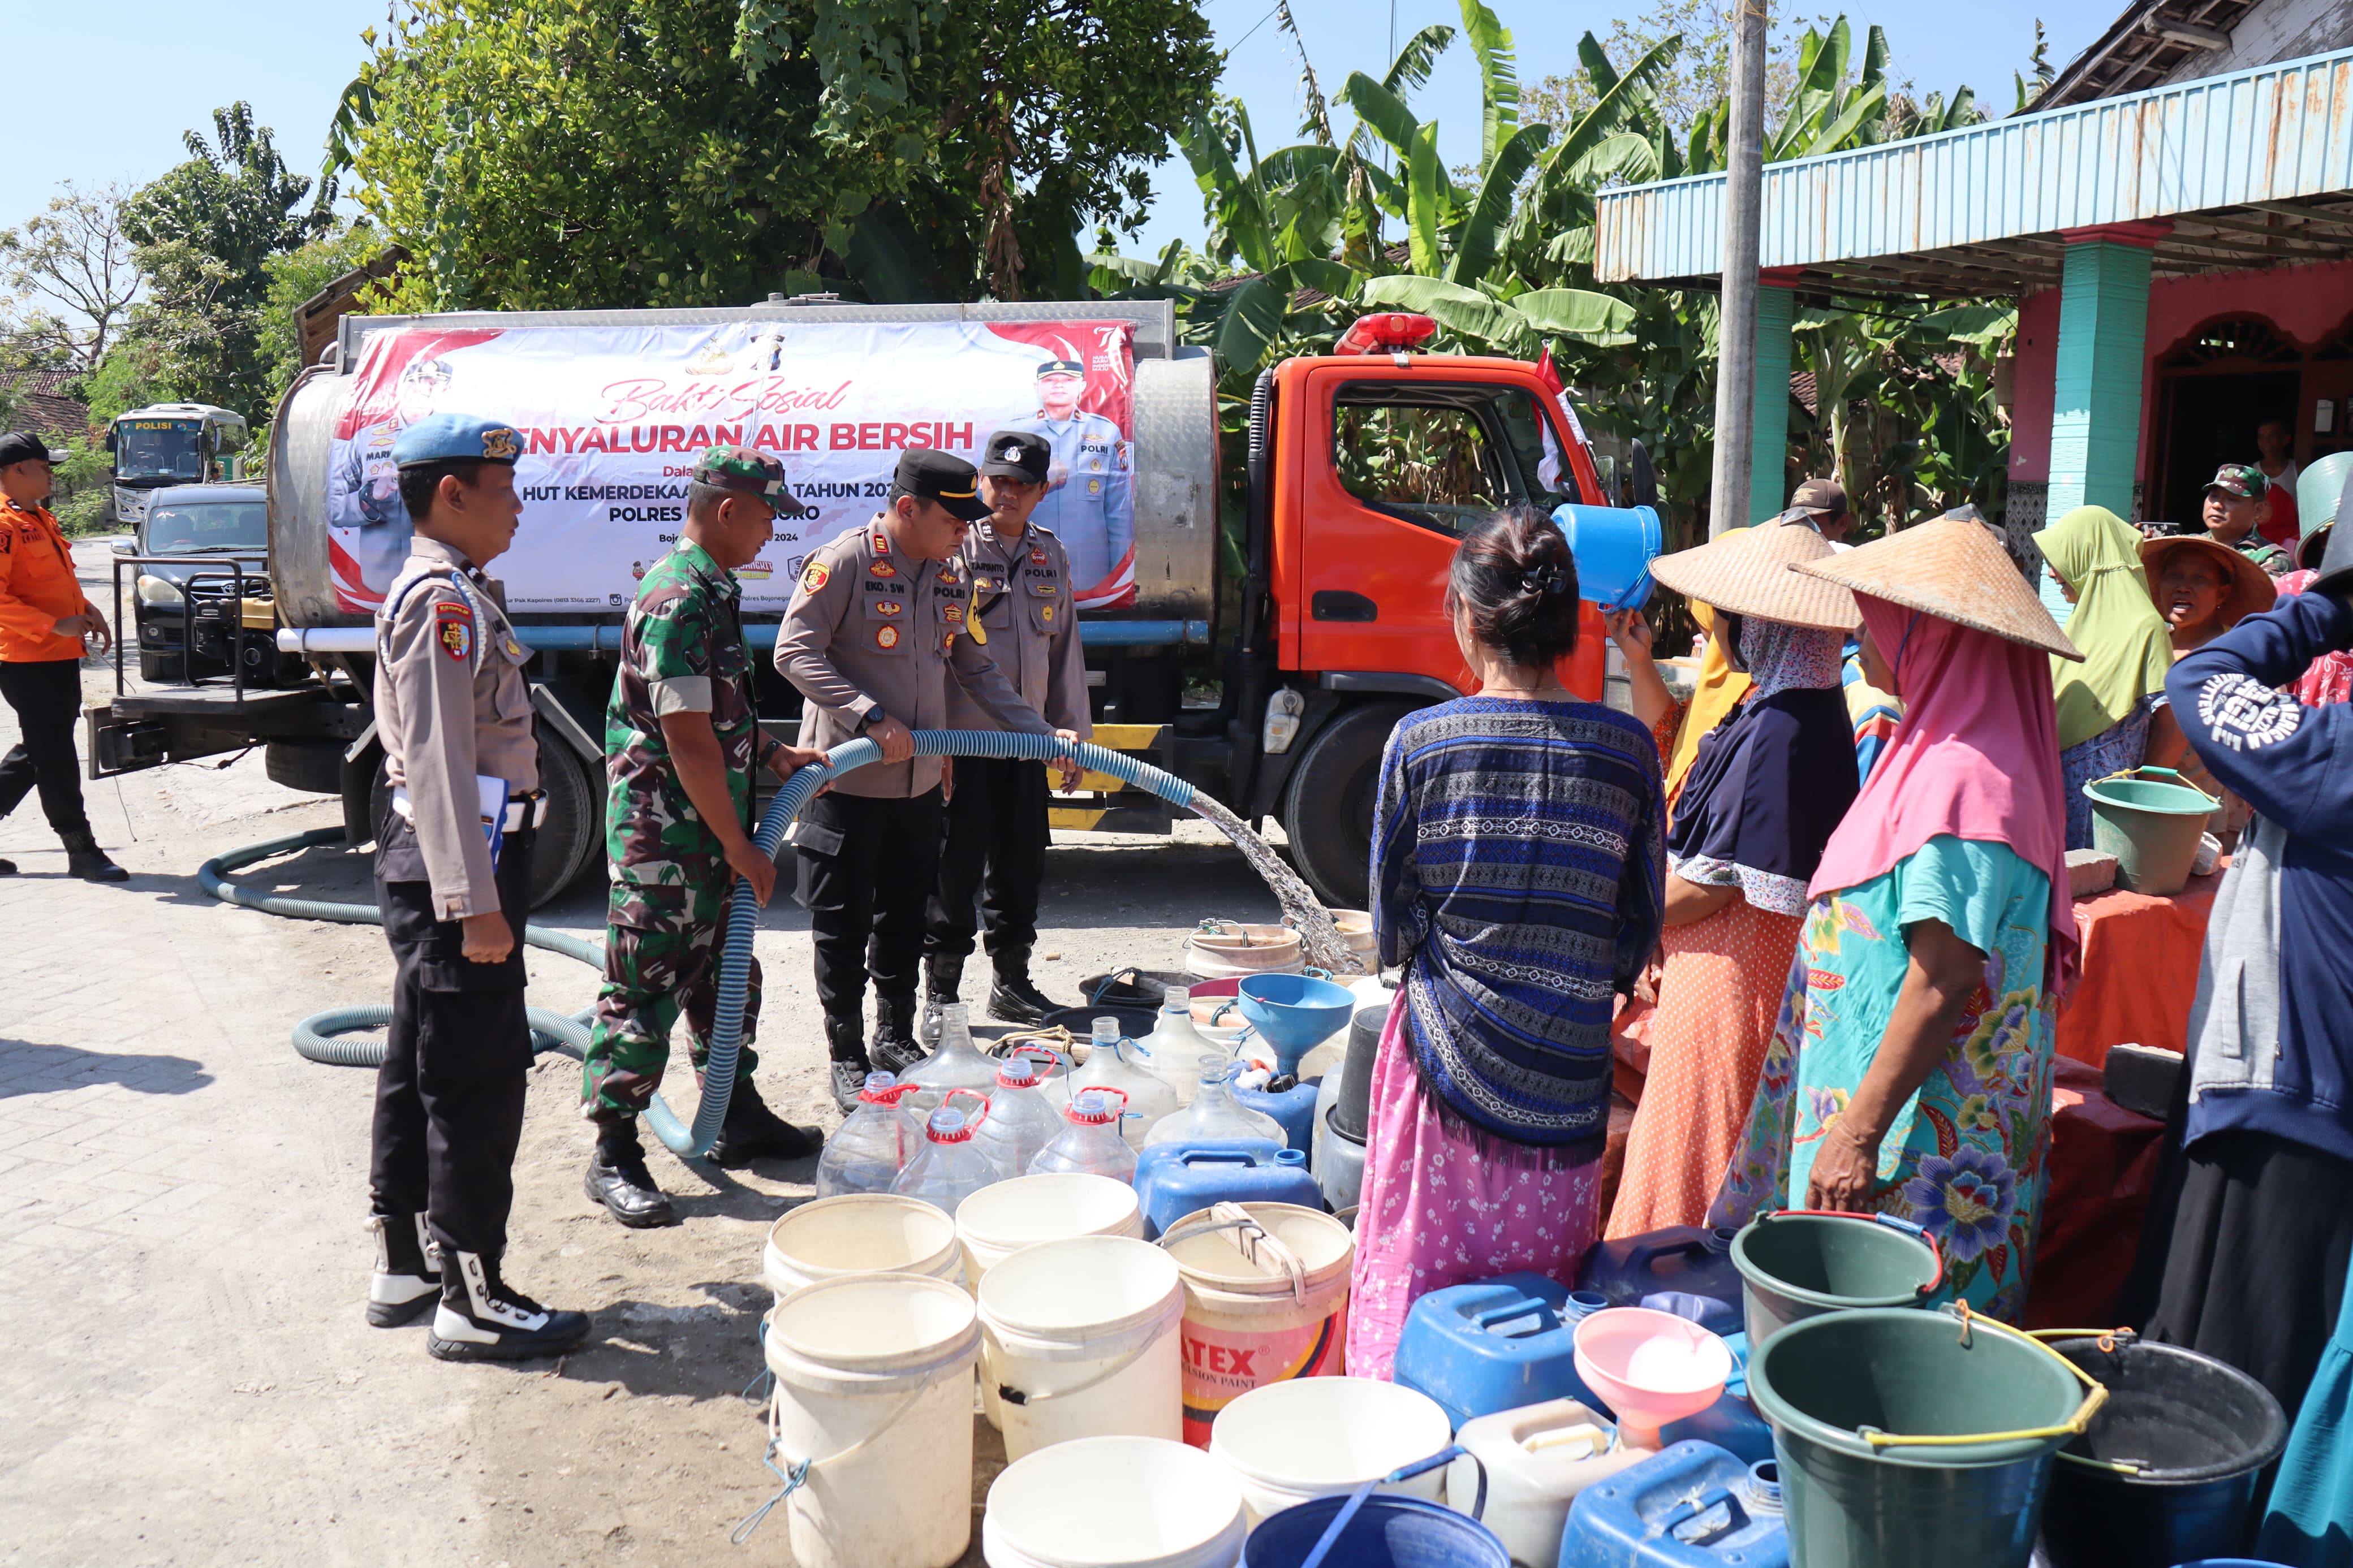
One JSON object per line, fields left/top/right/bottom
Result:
{"left": 269, "top": 300, "right": 1218, "bottom": 628}
{"left": 1594, "top": 45, "right": 2353, "bottom": 283}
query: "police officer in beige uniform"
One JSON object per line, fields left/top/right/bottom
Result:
{"left": 776, "top": 448, "right": 1074, "bottom": 1110}
{"left": 365, "top": 413, "right": 589, "bottom": 1362}
{"left": 923, "top": 431, "right": 1091, "bottom": 1034}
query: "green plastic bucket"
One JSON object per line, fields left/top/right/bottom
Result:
{"left": 1747, "top": 1306, "right": 2106, "bottom": 1568}
{"left": 1730, "top": 1210, "right": 1945, "bottom": 1349}
{"left": 2084, "top": 767, "right": 2216, "bottom": 896}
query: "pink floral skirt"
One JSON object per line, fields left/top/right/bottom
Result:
{"left": 1345, "top": 992, "right": 1604, "bottom": 1380}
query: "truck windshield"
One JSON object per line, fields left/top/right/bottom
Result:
{"left": 115, "top": 422, "right": 206, "bottom": 482}
{"left": 1331, "top": 386, "right": 1572, "bottom": 536}
{"left": 144, "top": 501, "right": 266, "bottom": 554}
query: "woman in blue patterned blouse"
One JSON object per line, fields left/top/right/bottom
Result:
{"left": 1348, "top": 507, "right": 1667, "bottom": 1379}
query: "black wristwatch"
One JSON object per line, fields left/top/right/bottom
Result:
{"left": 855, "top": 706, "right": 887, "bottom": 736}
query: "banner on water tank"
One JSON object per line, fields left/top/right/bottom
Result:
{"left": 325, "top": 317, "right": 1137, "bottom": 615}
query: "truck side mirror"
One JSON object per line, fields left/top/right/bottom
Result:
{"left": 1630, "top": 440, "right": 1658, "bottom": 508}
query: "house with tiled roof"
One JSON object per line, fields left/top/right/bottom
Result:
{"left": 2, "top": 365, "right": 96, "bottom": 447}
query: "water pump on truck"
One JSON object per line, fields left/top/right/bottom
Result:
{"left": 84, "top": 298, "right": 1652, "bottom": 912}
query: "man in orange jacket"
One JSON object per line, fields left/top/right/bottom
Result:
{"left": 0, "top": 431, "right": 127, "bottom": 880}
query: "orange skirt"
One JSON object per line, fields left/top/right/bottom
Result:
{"left": 1605, "top": 898, "right": 1804, "bottom": 1239}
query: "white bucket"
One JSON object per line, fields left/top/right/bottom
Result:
{"left": 978, "top": 1234, "right": 1186, "bottom": 1461}
{"left": 1208, "top": 1376, "right": 1453, "bottom": 1525}
{"left": 1450, "top": 1398, "right": 1654, "bottom": 1568}
{"left": 983, "top": 1435, "right": 1246, "bottom": 1568}
{"left": 956, "top": 1172, "right": 1147, "bottom": 1293}
{"left": 762, "top": 1272, "right": 982, "bottom": 1568}
{"left": 1328, "top": 908, "right": 1378, "bottom": 975}
{"left": 1161, "top": 1202, "right": 1354, "bottom": 1447}
{"left": 764, "top": 1193, "right": 963, "bottom": 1302}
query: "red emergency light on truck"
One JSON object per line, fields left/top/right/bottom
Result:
{"left": 87, "top": 298, "right": 1651, "bottom": 912}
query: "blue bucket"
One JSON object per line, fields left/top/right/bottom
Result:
{"left": 1553, "top": 503, "right": 1664, "bottom": 610}
{"left": 1244, "top": 1493, "right": 1510, "bottom": 1568}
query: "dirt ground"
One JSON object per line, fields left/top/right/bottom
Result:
{"left": 0, "top": 537, "right": 1286, "bottom": 1567}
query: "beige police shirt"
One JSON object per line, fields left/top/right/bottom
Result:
{"left": 945, "top": 519, "right": 1092, "bottom": 737}
{"left": 373, "top": 535, "right": 539, "bottom": 918}
{"left": 775, "top": 513, "right": 1054, "bottom": 798}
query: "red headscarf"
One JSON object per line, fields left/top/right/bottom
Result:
{"left": 1809, "top": 593, "right": 2079, "bottom": 995}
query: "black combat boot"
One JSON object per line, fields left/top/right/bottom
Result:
{"left": 428, "top": 1250, "right": 592, "bottom": 1363}
{"left": 919, "top": 953, "right": 965, "bottom": 1047}
{"left": 826, "top": 1013, "right": 872, "bottom": 1114}
{"left": 988, "top": 948, "right": 1058, "bottom": 1026}
{"left": 0, "top": 857, "right": 16, "bottom": 875}
{"left": 366, "top": 1212, "right": 442, "bottom": 1328}
{"left": 584, "top": 1120, "right": 676, "bottom": 1228}
{"left": 708, "top": 1075, "right": 824, "bottom": 1166}
{"left": 61, "top": 831, "right": 128, "bottom": 883}
{"left": 872, "top": 992, "right": 925, "bottom": 1077}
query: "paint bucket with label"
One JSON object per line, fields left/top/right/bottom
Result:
{"left": 1160, "top": 1202, "right": 1354, "bottom": 1446}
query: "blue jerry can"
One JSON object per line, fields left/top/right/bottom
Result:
{"left": 1232, "top": 1075, "right": 1322, "bottom": 1159}
{"left": 1132, "top": 1139, "right": 1320, "bottom": 1238}
{"left": 1562, "top": 1441, "right": 1787, "bottom": 1568}
{"left": 1659, "top": 1333, "right": 1775, "bottom": 1466}
{"left": 1393, "top": 1272, "right": 1613, "bottom": 1428}
{"left": 1575, "top": 1226, "right": 1746, "bottom": 1336}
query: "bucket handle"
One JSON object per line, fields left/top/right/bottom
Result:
{"left": 996, "top": 1329, "right": 1165, "bottom": 1411}
{"left": 1296, "top": 1445, "right": 1485, "bottom": 1568}
{"left": 1760, "top": 1208, "right": 1947, "bottom": 1301}
{"left": 1856, "top": 1303, "right": 2109, "bottom": 1450}
{"left": 730, "top": 1379, "right": 933, "bottom": 1545}
{"left": 2093, "top": 763, "right": 2219, "bottom": 809}
{"left": 1156, "top": 1203, "right": 1310, "bottom": 1305}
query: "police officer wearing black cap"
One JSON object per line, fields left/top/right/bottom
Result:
{"left": 364, "top": 412, "right": 589, "bottom": 1362}
{"left": 921, "top": 430, "right": 1092, "bottom": 1036}
{"left": 775, "top": 448, "right": 1076, "bottom": 1109}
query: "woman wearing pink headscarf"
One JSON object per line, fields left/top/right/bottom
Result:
{"left": 1706, "top": 513, "right": 2084, "bottom": 1320}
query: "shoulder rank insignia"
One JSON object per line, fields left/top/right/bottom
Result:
{"left": 875, "top": 623, "right": 900, "bottom": 650}
{"left": 434, "top": 601, "right": 472, "bottom": 662}
{"left": 800, "top": 561, "right": 830, "bottom": 594}
{"left": 870, "top": 529, "right": 890, "bottom": 555}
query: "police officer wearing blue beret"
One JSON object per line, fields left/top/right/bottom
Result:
{"left": 364, "top": 413, "right": 590, "bottom": 1362}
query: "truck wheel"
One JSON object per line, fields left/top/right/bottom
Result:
{"left": 265, "top": 738, "right": 346, "bottom": 795}
{"left": 527, "top": 720, "right": 602, "bottom": 909}
{"left": 1281, "top": 701, "right": 1415, "bottom": 912}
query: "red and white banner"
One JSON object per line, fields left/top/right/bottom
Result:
{"left": 327, "top": 317, "right": 1137, "bottom": 613}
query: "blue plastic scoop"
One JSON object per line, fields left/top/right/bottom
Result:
{"left": 1236, "top": 972, "right": 1357, "bottom": 1077}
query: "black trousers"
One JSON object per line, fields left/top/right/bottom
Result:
{"left": 925, "top": 756, "right": 1050, "bottom": 964}
{"left": 795, "top": 788, "right": 944, "bottom": 1046}
{"left": 0, "top": 658, "right": 92, "bottom": 840}
{"left": 369, "top": 811, "right": 538, "bottom": 1260}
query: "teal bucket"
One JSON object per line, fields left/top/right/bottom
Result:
{"left": 1552, "top": 503, "right": 1663, "bottom": 610}
{"left": 2084, "top": 766, "right": 2216, "bottom": 896}
{"left": 1747, "top": 1305, "right": 2105, "bottom": 1568}
{"left": 1730, "top": 1210, "right": 1944, "bottom": 1349}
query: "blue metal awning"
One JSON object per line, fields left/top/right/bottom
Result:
{"left": 1594, "top": 45, "right": 2353, "bottom": 297}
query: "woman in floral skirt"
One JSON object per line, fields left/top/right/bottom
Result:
{"left": 1706, "top": 512, "right": 2084, "bottom": 1319}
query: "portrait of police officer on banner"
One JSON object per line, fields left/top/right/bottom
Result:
{"left": 1008, "top": 358, "right": 1135, "bottom": 606}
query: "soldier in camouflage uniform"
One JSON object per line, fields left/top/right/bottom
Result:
{"left": 581, "top": 446, "right": 828, "bottom": 1228}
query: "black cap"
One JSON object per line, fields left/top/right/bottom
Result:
{"left": 892, "top": 448, "right": 992, "bottom": 522}
{"left": 0, "top": 431, "right": 59, "bottom": 468}
{"left": 980, "top": 430, "right": 1051, "bottom": 484}
{"left": 1036, "top": 358, "right": 1085, "bottom": 378}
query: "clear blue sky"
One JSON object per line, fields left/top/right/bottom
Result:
{"left": 3, "top": 0, "right": 2109, "bottom": 277}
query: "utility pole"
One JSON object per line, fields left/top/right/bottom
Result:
{"left": 1709, "top": 0, "right": 1770, "bottom": 538}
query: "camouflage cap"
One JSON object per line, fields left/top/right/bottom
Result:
{"left": 2207, "top": 463, "right": 2269, "bottom": 500}
{"left": 691, "top": 444, "right": 790, "bottom": 504}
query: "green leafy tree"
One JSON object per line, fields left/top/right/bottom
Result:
{"left": 114, "top": 103, "right": 334, "bottom": 417}
{"left": 0, "top": 183, "right": 144, "bottom": 373}
{"left": 340, "top": 0, "right": 1218, "bottom": 308}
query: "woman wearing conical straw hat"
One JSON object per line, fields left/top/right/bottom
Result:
{"left": 1607, "top": 518, "right": 1862, "bottom": 1238}
{"left": 1706, "top": 513, "right": 2084, "bottom": 1320}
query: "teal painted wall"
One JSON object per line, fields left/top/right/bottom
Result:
{"left": 2047, "top": 239, "right": 2154, "bottom": 517}
{"left": 1751, "top": 284, "right": 1797, "bottom": 525}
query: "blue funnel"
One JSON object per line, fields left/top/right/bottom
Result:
{"left": 1238, "top": 973, "right": 1357, "bottom": 1077}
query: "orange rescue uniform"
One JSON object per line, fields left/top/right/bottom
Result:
{"left": 0, "top": 501, "right": 92, "bottom": 663}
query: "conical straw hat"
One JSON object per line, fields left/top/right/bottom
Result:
{"left": 1793, "top": 513, "right": 2085, "bottom": 660}
{"left": 1647, "top": 515, "right": 1862, "bottom": 631}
